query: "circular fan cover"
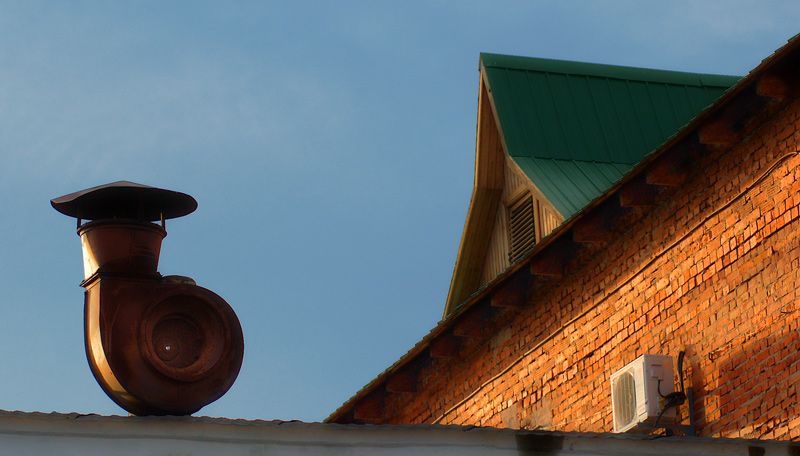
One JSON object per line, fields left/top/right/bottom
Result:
{"left": 613, "top": 371, "right": 636, "bottom": 428}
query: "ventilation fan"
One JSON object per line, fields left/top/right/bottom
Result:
{"left": 610, "top": 354, "right": 675, "bottom": 433}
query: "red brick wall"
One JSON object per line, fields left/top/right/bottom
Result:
{"left": 384, "top": 98, "right": 800, "bottom": 440}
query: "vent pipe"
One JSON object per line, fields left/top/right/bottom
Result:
{"left": 52, "top": 181, "right": 244, "bottom": 416}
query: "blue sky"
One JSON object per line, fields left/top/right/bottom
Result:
{"left": 0, "top": 1, "right": 798, "bottom": 421}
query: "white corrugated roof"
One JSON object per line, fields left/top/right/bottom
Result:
{"left": 0, "top": 410, "right": 796, "bottom": 456}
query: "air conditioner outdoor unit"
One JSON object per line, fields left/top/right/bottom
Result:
{"left": 610, "top": 354, "right": 676, "bottom": 433}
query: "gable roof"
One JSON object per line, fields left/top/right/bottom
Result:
{"left": 328, "top": 34, "right": 800, "bottom": 425}
{"left": 481, "top": 53, "right": 740, "bottom": 217}
{"left": 444, "top": 56, "right": 740, "bottom": 315}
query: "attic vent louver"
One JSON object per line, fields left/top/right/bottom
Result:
{"left": 508, "top": 192, "right": 536, "bottom": 262}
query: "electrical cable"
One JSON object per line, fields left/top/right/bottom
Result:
{"left": 654, "top": 355, "right": 687, "bottom": 429}
{"left": 677, "top": 346, "right": 686, "bottom": 394}
{"left": 431, "top": 150, "right": 798, "bottom": 425}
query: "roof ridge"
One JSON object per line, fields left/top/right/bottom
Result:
{"left": 480, "top": 52, "right": 741, "bottom": 87}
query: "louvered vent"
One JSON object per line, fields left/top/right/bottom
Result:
{"left": 508, "top": 193, "right": 536, "bottom": 263}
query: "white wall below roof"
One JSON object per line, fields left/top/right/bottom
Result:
{"left": 0, "top": 411, "right": 795, "bottom": 456}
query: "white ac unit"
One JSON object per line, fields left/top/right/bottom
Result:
{"left": 610, "top": 354, "right": 676, "bottom": 433}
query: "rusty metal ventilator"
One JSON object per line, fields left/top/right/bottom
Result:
{"left": 52, "top": 181, "right": 244, "bottom": 416}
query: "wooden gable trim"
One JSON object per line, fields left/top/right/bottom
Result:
{"left": 444, "top": 71, "right": 506, "bottom": 316}
{"left": 476, "top": 71, "right": 506, "bottom": 190}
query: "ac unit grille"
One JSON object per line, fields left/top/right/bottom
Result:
{"left": 613, "top": 371, "right": 636, "bottom": 430}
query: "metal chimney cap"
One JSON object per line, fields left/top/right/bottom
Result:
{"left": 51, "top": 181, "right": 198, "bottom": 221}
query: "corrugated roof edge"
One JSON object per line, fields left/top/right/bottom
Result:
{"left": 4, "top": 409, "right": 800, "bottom": 448}
{"left": 480, "top": 52, "right": 741, "bottom": 88}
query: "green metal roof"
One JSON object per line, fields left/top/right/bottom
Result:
{"left": 482, "top": 53, "right": 741, "bottom": 217}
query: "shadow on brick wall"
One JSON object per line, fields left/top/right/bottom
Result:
{"left": 699, "top": 323, "right": 800, "bottom": 438}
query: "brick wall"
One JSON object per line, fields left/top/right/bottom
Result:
{"left": 382, "top": 98, "right": 800, "bottom": 440}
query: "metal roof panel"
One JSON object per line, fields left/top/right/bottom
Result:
{"left": 482, "top": 53, "right": 739, "bottom": 213}
{"left": 515, "top": 158, "right": 633, "bottom": 217}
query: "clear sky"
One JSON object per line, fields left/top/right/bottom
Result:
{"left": 1, "top": 1, "right": 798, "bottom": 422}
